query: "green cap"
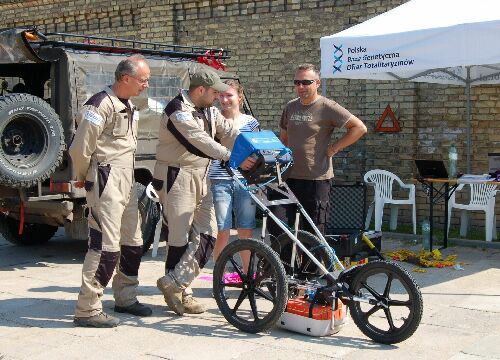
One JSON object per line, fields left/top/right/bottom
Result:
{"left": 190, "top": 68, "right": 229, "bottom": 92}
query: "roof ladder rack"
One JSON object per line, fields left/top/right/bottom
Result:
{"left": 30, "top": 31, "right": 230, "bottom": 60}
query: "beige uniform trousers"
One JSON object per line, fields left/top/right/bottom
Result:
{"left": 75, "top": 163, "right": 143, "bottom": 317}
{"left": 155, "top": 164, "right": 217, "bottom": 291}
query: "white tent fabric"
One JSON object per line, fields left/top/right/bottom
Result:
{"left": 320, "top": 0, "right": 500, "bottom": 85}
{"left": 320, "top": 0, "right": 500, "bottom": 172}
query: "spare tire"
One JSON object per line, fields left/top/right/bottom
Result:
{"left": 0, "top": 93, "right": 64, "bottom": 188}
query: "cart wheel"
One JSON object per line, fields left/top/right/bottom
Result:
{"left": 213, "top": 239, "right": 287, "bottom": 333}
{"left": 275, "top": 230, "right": 334, "bottom": 280}
{"left": 348, "top": 260, "right": 423, "bottom": 344}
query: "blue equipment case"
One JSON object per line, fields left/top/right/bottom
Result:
{"left": 229, "top": 130, "right": 293, "bottom": 184}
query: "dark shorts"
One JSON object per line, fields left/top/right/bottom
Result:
{"left": 267, "top": 178, "right": 332, "bottom": 238}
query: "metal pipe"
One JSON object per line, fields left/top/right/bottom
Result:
{"left": 290, "top": 210, "right": 301, "bottom": 273}
{"left": 261, "top": 216, "right": 267, "bottom": 242}
{"left": 466, "top": 66, "right": 471, "bottom": 173}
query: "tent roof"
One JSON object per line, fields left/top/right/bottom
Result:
{"left": 320, "top": 0, "right": 500, "bottom": 85}
{"left": 332, "top": 0, "right": 500, "bottom": 37}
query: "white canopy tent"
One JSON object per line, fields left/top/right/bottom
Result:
{"left": 320, "top": 0, "right": 500, "bottom": 172}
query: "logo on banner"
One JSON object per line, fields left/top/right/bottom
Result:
{"left": 332, "top": 44, "right": 343, "bottom": 74}
{"left": 343, "top": 45, "right": 416, "bottom": 71}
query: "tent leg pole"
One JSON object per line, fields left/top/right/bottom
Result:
{"left": 466, "top": 66, "right": 471, "bottom": 174}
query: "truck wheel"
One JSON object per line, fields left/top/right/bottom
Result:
{"left": 0, "top": 215, "right": 58, "bottom": 245}
{"left": 0, "top": 93, "right": 64, "bottom": 188}
{"left": 136, "top": 182, "right": 160, "bottom": 254}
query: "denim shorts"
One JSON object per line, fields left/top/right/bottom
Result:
{"left": 210, "top": 179, "right": 256, "bottom": 231}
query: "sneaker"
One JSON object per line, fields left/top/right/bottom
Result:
{"left": 157, "top": 277, "right": 184, "bottom": 316}
{"left": 182, "top": 294, "right": 206, "bottom": 314}
{"left": 114, "top": 301, "right": 152, "bottom": 317}
{"left": 74, "top": 311, "right": 120, "bottom": 328}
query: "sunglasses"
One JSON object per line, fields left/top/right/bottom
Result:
{"left": 293, "top": 79, "right": 317, "bottom": 86}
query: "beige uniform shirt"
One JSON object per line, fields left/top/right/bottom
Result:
{"left": 155, "top": 90, "right": 238, "bottom": 169}
{"left": 69, "top": 87, "right": 138, "bottom": 181}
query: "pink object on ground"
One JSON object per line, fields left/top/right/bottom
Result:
{"left": 198, "top": 272, "right": 255, "bottom": 284}
{"left": 223, "top": 272, "right": 256, "bottom": 284}
{"left": 197, "top": 275, "right": 214, "bottom": 281}
{"left": 224, "top": 272, "right": 243, "bottom": 284}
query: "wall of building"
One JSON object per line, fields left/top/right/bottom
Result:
{"left": 2, "top": 0, "right": 499, "bottom": 234}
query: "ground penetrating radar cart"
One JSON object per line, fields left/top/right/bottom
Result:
{"left": 212, "top": 131, "right": 423, "bottom": 343}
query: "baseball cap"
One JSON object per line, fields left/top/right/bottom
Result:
{"left": 190, "top": 69, "right": 229, "bottom": 92}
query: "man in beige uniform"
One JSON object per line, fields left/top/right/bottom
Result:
{"left": 70, "top": 55, "right": 152, "bottom": 328}
{"left": 154, "top": 69, "right": 254, "bottom": 316}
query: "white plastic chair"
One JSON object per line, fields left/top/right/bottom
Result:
{"left": 447, "top": 183, "right": 498, "bottom": 241}
{"left": 364, "top": 169, "right": 417, "bottom": 234}
{"left": 145, "top": 182, "right": 162, "bottom": 257}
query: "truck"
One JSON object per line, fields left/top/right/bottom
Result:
{"left": 0, "top": 26, "right": 251, "bottom": 253}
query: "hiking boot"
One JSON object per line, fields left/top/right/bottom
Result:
{"left": 157, "top": 277, "right": 184, "bottom": 315}
{"left": 182, "top": 294, "right": 206, "bottom": 314}
{"left": 74, "top": 311, "right": 120, "bottom": 328}
{"left": 114, "top": 301, "right": 152, "bottom": 317}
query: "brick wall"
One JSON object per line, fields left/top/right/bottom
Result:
{"left": 2, "top": 0, "right": 499, "bottom": 234}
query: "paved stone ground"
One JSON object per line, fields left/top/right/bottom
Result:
{"left": 1, "top": 230, "right": 499, "bottom": 360}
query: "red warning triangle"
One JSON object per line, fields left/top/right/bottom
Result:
{"left": 374, "top": 104, "right": 401, "bottom": 132}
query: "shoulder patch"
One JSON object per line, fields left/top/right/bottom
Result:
{"left": 175, "top": 112, "right": 192, "bottom": 122}
{"left": 84, "top": 91, "right": 108, "bottom": 107}
{"left": 164, "top": 95, "right": 184, "bottom": 117}
{"left": 83, "top": 110, "right": 104, "bottom": 126}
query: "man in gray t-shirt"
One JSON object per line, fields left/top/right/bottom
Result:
{"left": 269, "top": 63, "right": 367, "bottom": 238}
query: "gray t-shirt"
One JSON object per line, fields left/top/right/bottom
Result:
{"left": 280, "top": 95, "right": 353, "bottom": 180}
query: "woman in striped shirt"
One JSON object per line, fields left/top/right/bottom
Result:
{"left": 209, "top": 80, "right": 259, "bottom": 270}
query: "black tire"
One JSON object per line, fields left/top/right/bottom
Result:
{"left": 0, "top": 214, "right": 58, "bottom": 245}
{"left": 0, "top": 93, "right": 64, "bottom": 188}
{"left": 275, "top": 230, "right": 335, "bottom": 280}
{"left": 213, "top": 239, "right": 287, "bottom": 333}
{"left": 135, "top": 182, "right": 161, "bottom": 255}
{"left": 348, "top": 260, "right": 423, "bottom": 344}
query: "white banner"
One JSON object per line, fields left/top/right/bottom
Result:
{"left": 320, "top": 0, "right": 500, "bottom": 85}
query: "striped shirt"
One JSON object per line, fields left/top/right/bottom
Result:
{"left": 208, "top": 114, "right": 260, "bottom": 179}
